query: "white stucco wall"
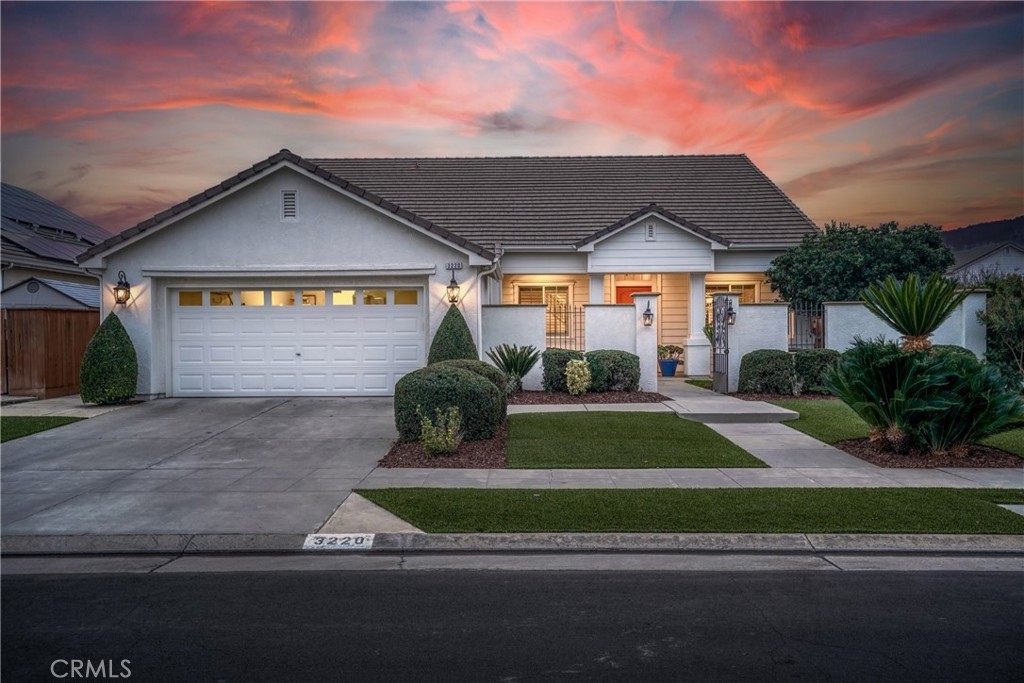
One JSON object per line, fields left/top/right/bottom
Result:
{"left": 84, "top": 166, "right": 487, "bottom": 397}
{"left": 481, "top": 305, "right": 546, "bottom": 390}
{"left": 728, "top": 302, "right": 789, "bottom": 393}
{"left": 824, "top": 293, "right": 987, "bottom": 356}
{"left": 585, "top": 305, "right": 636, "bottom": 354}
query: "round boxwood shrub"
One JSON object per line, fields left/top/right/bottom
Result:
{"left": 433, "top": 359, "right": 508, "bottom": 419}
{"left": 738, "top": 349, "right": 795, "bottom": 395}
{"left": 80, "top": 312, "right": 138, "bottom": 405}
{"left": 585, "top": 350, "right": 641, "bottom": 392}
{"left": 541, "top": 348, "right": 585, "bottom": 393}
{"left": 427, "top": 304, "right": 477, "bottom": 364}
{"left": 793, "top": 349, "right": 840, "bottom": 395}
{"left": 394, "top": 365, "right": 502, "bottom": 441}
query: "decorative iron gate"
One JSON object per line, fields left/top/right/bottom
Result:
{"left": 788, "top": 301, "right": 824, "bottom": 351}
{"left": 711, "top": 294, "right": 730, "bottom": 393}
{"left": 545, "top": 303, "right": 585, "bottom": 351}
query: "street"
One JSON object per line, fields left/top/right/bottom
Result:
{"left": 2, "top": 569, "right": 1021, "bottom": 682}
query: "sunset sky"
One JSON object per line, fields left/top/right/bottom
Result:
{"left": 2, "top": 1, "right": 1022, "bottom": 234}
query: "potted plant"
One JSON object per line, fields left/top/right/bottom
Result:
{"left": 657, "top": 344, "right": 685, "bottom": 377}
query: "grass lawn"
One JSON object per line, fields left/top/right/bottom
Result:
{"left": 768, "top": 399, "right": 869, "bottom": 444}
{"left": 770, "top": 399, "right": 1024, "bottom": 458}
{"left": 506, "top": 412, "right": 765, "bottom": 468}
{"left": 685, "top": 378, "right": 713, "bottom": 390}
{"left": 358, "top": 487, "right": 1024, "bottom": 534}
{"left": 1, "top": 416, "right": 84, "bottom": 443}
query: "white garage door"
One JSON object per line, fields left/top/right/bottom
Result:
{"left": 170, "top": 287, "right": 426, "bottom": 396}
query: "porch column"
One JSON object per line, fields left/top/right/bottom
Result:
{"left": 632, "top": 292, "right": 661, "bottom": 392}
{"left": 684, "top": 272, "right": 711, "bottom": 376}
{"left": 589, "top": 273, "right": 605, "bottom": 304}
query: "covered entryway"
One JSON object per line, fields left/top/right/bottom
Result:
{"left": 170, "top": 286, "right": 425, "bottom": 396}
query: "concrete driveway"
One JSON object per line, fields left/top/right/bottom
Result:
{"left": 1, "top": 398, "right": 396, "bottom": 535}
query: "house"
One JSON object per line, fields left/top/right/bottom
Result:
{"left": 1, "top": 182, "right": 110, "bottom": 288}
{"left": 948, "top": 241, "right": 1024, "bottom": 282}
{"left": 77, "top": 150, "right": 818, "bottom": 398}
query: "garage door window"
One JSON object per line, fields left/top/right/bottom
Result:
{"left": 302, "top": 290, "right": 326, "bottom": 306}
{"left": 178, "top": 291, "right": 203, "bottom": 306}
{"left": 333, "top": 289, "right": 356, "bottom": 306}
{"left": 395, "top": 290, "right": 418, "bottom": 305}
{"left": 240, "top": 290, "right": 264, "bottom": 306}
{"left": 363, "top": 290, "right": 386, "bottom": 305}
{"left": 271, "top": 290, "right": 295, "bottom": 306}
{"left": 211, "top": 291, "right": 234, "bottom": 306}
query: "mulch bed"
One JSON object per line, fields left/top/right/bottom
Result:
{"left": 833, "top": 439, "right": 1023, "bottom": 469}
{"left": 509, "top": 391, "right": 671, "bottom": 405}
{"left": 380, "top": 423, "right": 507, "bottom": 468}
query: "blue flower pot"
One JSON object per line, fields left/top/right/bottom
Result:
{"left": 658, "top": 359, "right": 679, "bottom": 377}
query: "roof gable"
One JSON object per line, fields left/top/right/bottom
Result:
{"left": 575, "top": 205, "right": 730, "bottom": 251}
{"left": 1, "top": 277, "right": 99, "bottom": 309}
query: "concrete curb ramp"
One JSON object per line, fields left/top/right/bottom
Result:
{"left": 3, "top": 532, "right": 1022, "bottom": 556}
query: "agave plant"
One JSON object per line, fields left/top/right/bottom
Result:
{"left": 860, "top": 272, "right": 971, "bottom": 351}
{"left": 485, "top": 343, "right": 541, "bottom": 394}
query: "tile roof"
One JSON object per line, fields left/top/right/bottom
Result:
{"left": 951, "top": 241, "right": 1024, "bottom": 271}
{"left": 38, "top": 278, "right": 101, "bottom": 308}
{"left": 1, "top": 183, "right": 110, "bottom": 264}
{"left": 81, "top": 150, "right": 818, "bottom": 263}
{"left": 310, "top": 154, "right": 818, "bottom": 249}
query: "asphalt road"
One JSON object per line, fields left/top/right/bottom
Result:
{"left": 2, "top": 570, "right": 1021, "bottom": 682}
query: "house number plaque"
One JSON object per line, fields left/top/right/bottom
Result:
{"left": 302, "top": 533, "right": 375, "bottom": 550}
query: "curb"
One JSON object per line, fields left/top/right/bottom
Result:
{"left": 2, "top": 533, "right": 1022, "bottom": 556}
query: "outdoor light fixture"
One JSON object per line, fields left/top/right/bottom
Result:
{"left": 446, "top": 268, "right": 461, "bottom": 304}
{"left": 727, "top": 301, "right": 736, "bottom": 325}
{"left": 642, "top": 302, "right": 655, "bottom": 327}
{"left": 113, "top": 271, "right": 131, "bottom": 305}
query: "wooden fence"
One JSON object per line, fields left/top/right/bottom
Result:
{"left": 1, "top": 309, "right": 99, "bottom": 398}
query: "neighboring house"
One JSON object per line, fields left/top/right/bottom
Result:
{"left": 1, "top": 182, "right": 110, "bottom": 288}
{"left": 948, "top": 241, "right": 1024, "bottom": 282}
{"left": 77, "top": 149, "right": 818, "bottom": 398}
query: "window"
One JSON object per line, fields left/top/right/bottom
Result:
{"left": 210, "top": 291, "right": 234, "bottom": 306}
{"left": 332, "top": 289, "right": 356, "bottom": 306}
{"left": 282, "top": 190, "right": 297, "bottom": 220}
{"left": 518, "top": 285, "right": 572, "bottom": 335}
{"left": 178, "top": 291, "right": 202, "bottom": 306}
{"left": 301, "top": 290, "right": 325, "bottom": 306}
{"left": 395, "top": 289, "right": 419, "bottom": 305}
{"left": 271, "top": 290, "right": 295, "bottom": 306}
{"left": 363, "top": 289, "right": 387, "bottom": 305}
{"left": 705, "top": 284, "right": 756, "bottom": 323}
{"left": 240, "top": 290, "right": 264, "bottom": 306}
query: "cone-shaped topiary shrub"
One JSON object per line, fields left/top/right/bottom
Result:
{"left": 427, "top": 304, "right": 477, "bottom": 364}
{"left": 80, "top": 312, "right": 138, "bottom": 405}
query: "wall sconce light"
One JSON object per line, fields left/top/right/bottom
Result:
{"left": 642, "top": 302, "right": 655, "bottom": 327}
{"left": 446, "top": 267, "right": 461, "bottom": 304}
{"left": 113, "top": 270, "right": 131, "bottom": 305}
{"left": 726, "top": 302, "right": 736, "bottom": 325}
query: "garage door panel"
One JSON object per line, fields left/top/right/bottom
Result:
{"left": 171, "top": 286, "right": 426, "bottom": 396}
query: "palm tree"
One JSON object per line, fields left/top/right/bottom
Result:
{"left": 860, "top": 273, "right": 971, "bottom": 351}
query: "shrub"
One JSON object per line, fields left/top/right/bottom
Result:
{"left": 395, "top": 365, "right": 502, "bottom": 441}
{"left": 978, "top": 274, "right": 1024, "bottom": 390}
{"left": 418, "top": 406, "right": 463, "bottom": 456}
{"left": 860, "top": 272, "right": 971, "bottom": 351}
{"left": 586, "top": 350, "right": 641, "bottom": 392}
{"left": 80, "top": 313, "right": 138, "bottom": 405}
{"left": 485, "top": 343, "right": 541, "bottom": 394}
{"left": 793, "top": 349, "right": 840, "bottom": 395}
{"left": 542, "top": 348, "right": 585, "bottom": 392}
{"left": 434, "top": 359, "right": 508, "bottom": 419}
{"left": 565, "top": 359, "right": 591, "bottom": 396}
{"left": 738, "top": 349, "right": 795, "bottom": 395}
{"left": 427, "top": 304, "right": 477, "bottom": 364}
{"left": 826, "top": 337, "right": 1023, "bottom": 456}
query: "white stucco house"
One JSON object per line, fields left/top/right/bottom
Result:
{"left": 77, "top": 150, "right": 819, "bottom": 398}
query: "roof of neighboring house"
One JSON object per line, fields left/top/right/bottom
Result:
{"left": 80, "top": 150, "right": 819, "bottom": 263}
{"left": 1, "top": 183, "right": 110, "bottom": 265}
{"left": 950, "top": 241, "right": 1024, "bottom": 272}
{"left": 0, "top": 277, "right": 100, "bottom": 309}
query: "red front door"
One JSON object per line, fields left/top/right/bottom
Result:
{"left": 616, "top": 286, "right": 652, "bottom": 304}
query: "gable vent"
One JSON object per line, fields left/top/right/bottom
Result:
{"left": 282, "top": 190, "right": 298, "bottom": 220}
{"left": 645, "top": 222, "right": 656, "bottom": 241}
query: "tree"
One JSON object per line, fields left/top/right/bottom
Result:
{"left": 860, "top": 273, "right": 971, "bottom": 351}
{"left": 80, "top": 312, "right": 138, "bottom": 404}
{"left": 977, "top": 274, "right": 1024, "bottom": 388}
{"left": 765, "top": 222, "right": 955, "bottom": 306}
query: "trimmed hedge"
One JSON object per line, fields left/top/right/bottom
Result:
{"left": 738, "top": 349, "right": 795, "bottom": 395}
{"left": 793, "top": 349, "right": 840, "bottom": 395}
{"left": 427, "top": 304, "right": 477, "bottom": 364}
{"left": 434, "top": 359, "right": 508, "bottom": 419}
{"left": 394, "top": 365, "right": 503, "bottom": 441}
{"left": 542, "top": 348, "right": 585, "bottom": 392}
{"left": 585, "top": 350, "right": 640, "bottom": 392}
{"left": 80, "top": 313, "right": 138, "bottom": 405}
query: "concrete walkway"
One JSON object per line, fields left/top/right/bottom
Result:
{"left": 1, "top": 395, "right": 131, "bottom": 418}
